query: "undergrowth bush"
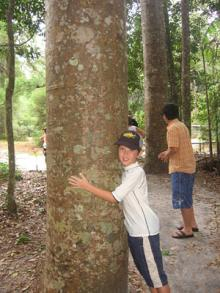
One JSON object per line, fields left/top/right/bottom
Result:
{"left": 0, "top": 162, "right": 23, "bottom": 181}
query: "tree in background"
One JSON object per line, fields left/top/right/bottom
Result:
{"left": 140, "top": 0, "right": 168, "bottom": 173}
{"left": 43, "top": 0, "right": 128, "bottom": 291}
{"left": 5, "top": 0, "right": 16, "bottom": 214}
{"left": 181, "top": 0, "right": 191, "bottom": 131}
{"left": 192, "top": 17, "right": 220, "bottom": 158}
{"left": 0, "top": 21, "right": 7, "bottom": 137}
{"left": 164, "top": 0, "right": 179, "bottom": 104}
{"left": 127, "top": 1, "right": 145, "bottom": 128}
{"left": 12, "top": 59, "right": 46, "bottom": 140}
{"left": 0, "top": 0, "right": 44, "bottom": 213}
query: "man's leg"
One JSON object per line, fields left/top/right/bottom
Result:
{"left": 172, "top": 172, "right": 198, "bottom": 238}
{"left": 178, "top": 206, "right": 198, "bottom": 231}
{"left": 191, "top": 207, "right": 198, "bottom": 228}
{"left": 180, "top": 207, "right": 194, "bottom": 235}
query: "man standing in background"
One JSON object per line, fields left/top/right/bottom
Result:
{"left": 158, "top": 103, "right": 198, "bottom": 239}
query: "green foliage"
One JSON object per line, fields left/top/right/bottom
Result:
{"left": 161, "top": 249, "right": 170, "bottom": 256}
{"left": 0, "top": 56, "right": 46, "bottom": 140}
{"left": 0, "top": 0, "right": 219, "bottom": 147}
{"left": 0, "top": 0, "right": 45, "bottom": 59}
{"left": 0, "top": 162, "right": 9, "bottom": 180}
{"left": 191, "top": 17, "right": 220, "bottom": 142}
{"left": 0, "top": 0, "right": 45, "bottom": 141}
{"left": 0, "top": 162, "right": 23, "bottom": 181}
{"left": 16, "top": 232, "right": 31, "bottom": 245}
{"left": 128, "top": 89, "right": 144, "bottom": 128}
{"left": 127, "top": 4, "right": 144, "bottom": 93}
{"left": 127, "top": 2, "right": 144, "bottom": 127}
{"left": 0, "top": 60, "right": 46, "bottom": 140}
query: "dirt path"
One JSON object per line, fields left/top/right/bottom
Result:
{"left": 0, "top": 143, "right": 219, "bottom": 292}
{"left": 0, "top": 141, "right": 46, "bottom": 171}
{"left": 148, "top": 174, "right": 220, "bottom": 293}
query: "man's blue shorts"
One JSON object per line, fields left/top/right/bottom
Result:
{"left": 171, "top": 172, "right": 195, "bottom": 209}
{"left": 128, "top": 234, "right": 168, "bottom": 288}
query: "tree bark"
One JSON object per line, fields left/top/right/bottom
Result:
{"left": 216, "top": 116, "right": 220, "bottom": 157}
{"left": 43, "top": 1, "right": 128, "bottom": 292}
{"left": 140, "top": 0, "right": 168, "bottom": 173}
{"left": 5, "top": 0, "right": 17, "bottom": 214}
{"left": 164, "top": 0, "right": 179, "bottom": 104}
{"left": 181, "top": 0, "right": 191, "bottom": 132}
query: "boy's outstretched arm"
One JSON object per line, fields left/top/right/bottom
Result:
{"left": 68, "top": 173, "right": 117, "bottom": 203}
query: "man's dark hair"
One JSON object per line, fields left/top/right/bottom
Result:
{"left": 128, "top": 116, "right": 139, "bottom": 127}
{"left": 162, "top": 103, "right": 179, "bottom": 120}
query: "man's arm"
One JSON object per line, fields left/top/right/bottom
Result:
{"left": 136, "top": 127, "right": 145, "bottom": 138}
{"left": 68, "top": 173, "right": 117, "bottom": 203}
{"left": 158, "top": 147, "right": 178, "bottom": 162}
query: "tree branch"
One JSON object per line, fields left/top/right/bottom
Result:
{"left": 0, "top": 33, "right": 35, "bottom": 48}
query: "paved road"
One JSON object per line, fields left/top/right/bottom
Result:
{"left": 0, "top": 149, "right": 46, "bottom": 171}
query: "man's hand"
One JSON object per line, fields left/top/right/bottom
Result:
{"left": 158, "top": 150, "right": 170, "bottom": 162}
{"left": 68, "top": 173, "right": 89, "bottom": 190}
{"left": 158, "top": 147, "right": 178, "bottom": 162}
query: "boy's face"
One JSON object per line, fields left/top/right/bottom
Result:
{"left": 118, "top": 145, "right": 139, "bottom": 167}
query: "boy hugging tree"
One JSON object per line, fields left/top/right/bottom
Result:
{"left": 69, "top": 131, "right": 170, "bottom": 293}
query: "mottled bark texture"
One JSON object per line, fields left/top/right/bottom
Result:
{"left": 181, "top": 0, "right": 191, "bottom": 132}
{"left": 164, "top": 0, "right": 179, "bottom": 104}
{"left": 140, "top": 0, "right": 168, "bottom": 173}
{"left": 5, "top": 0, "right": 17, "bottom": 214}
{"left": 43, "top": 1, "right": 128, "bottom": 292}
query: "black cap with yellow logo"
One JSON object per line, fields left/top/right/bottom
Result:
{"left": 114, "top": 131, "right": 142, "bottom": 151}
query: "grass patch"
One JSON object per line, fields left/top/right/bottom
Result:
{"left": 16, "top": 233, "right": 31, "bottom": 245}
{"left": 161, "top": 249, "right": 171, "bottom": 256}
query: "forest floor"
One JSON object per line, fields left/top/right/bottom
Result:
{"left": 0, "top": 142, "right": 220, "bottom": 293}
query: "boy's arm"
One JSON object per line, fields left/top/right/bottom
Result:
{"left": 68, "top": 173, "right": 117, "bottom": 203}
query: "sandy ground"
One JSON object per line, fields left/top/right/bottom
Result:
{"left": 0, "top": 141, "right": 46, "bottom": 171}
{"left": 147, "top": 174, "right": 220, "bottom": 293}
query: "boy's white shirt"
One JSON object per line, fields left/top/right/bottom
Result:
{"left": 112, "top": 162, "right": 160, "bottom": 237}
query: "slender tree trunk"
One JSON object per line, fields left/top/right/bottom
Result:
{"left": 164, "top": 0, "right": 179, "bottom": 104}
{"left": 201, "top": 48, "right": 213, "bottom": 158}
{"left": 5, "top": 0, "right": 17, "bottom": 214}
{"left": 181, "top": 0, "right": 191, "bottom": 132}
{"left": 217, "top": 97, "right": 220, "bottom": 157}
{"left": 43, "top": 1, "right": 128, "bottom": 292}
{"left": 140, "top": 0, "right": 168, "bottom": 173}
{"left": 216, "top": 117, "right": 220, "bottom": 157}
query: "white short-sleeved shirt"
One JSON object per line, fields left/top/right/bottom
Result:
{"left": 112, "top": 162, "right": 160, "bottom": 237}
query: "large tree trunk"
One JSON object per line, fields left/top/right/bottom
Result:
{"left": 140, "top": 0, "right": 168, "bottom": 173}
{"left": 164, "top": 0, "right": 179, "bottom": 104}
{"left": 43, "top": 1, "right": 128, "bottom": 292}
{"left": 5, "top": 0, "right": 17, "bottom": 214}
{"left": 181, "top": 0, "right": 191, "bottom": 132}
